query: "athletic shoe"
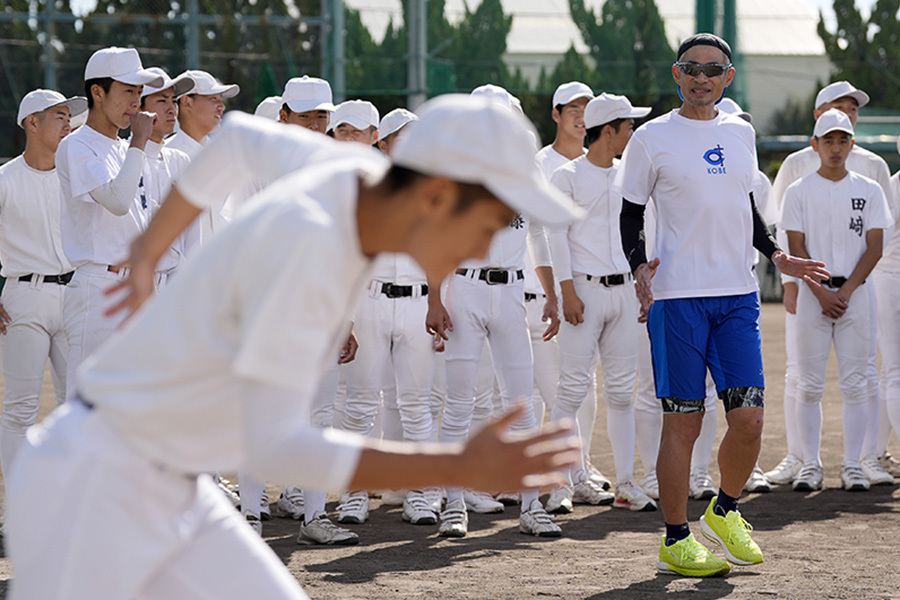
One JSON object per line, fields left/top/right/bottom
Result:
{"left": 699, "top": 497, "right": 764, "bottom": 565}
{"left": 402, "top": 491, "right": 438, "bottom": 525}
{"left": 519, "top": 500, "right": 562, "bottom": 537}
{"left": 792, "top": 462, "right": 824, "bottom": 491}
{"left": 244, "top": 512, "right": 263, "bottom": 536}
{"left": 494, "top": 490, "right": 520, "bottom": 506}
{"left": 439, "top": 499, "right": 468, "bottom": 537}
{"left": 689, "top": 470, "right": 716, "bottom": 500}
{"left": 743, "top": 466, "right": 772, "bottom": 493}
{"left": 613, "top": 481, "right": 658, "bottom": 512}
{"left": 641, "top": 471, "right": 659, "bottom": 500}
{"left": 840, "top": 462, "right": 870, "bottom": 491}
{"left": 657, "top": 533, "right": 731, "bottom": 577}
{"left": 379, "top": 489, "right": 408, "bottom": 506}
{"left": 764, "top": 454, "right": 803, "bottom": 485}
{"left": 259, "top": 490, "right": 271, "bottom": 521}
{"left": 545, "top": 484, "right": 574, "bottom": 514}
{"left": 216, "top": 476, "right": 241, "bottom": 509}
{"left": 584, "top": 457, "right": 612, "bottom": 490}
{"left": 271, "top": 486, "right": 304, "bottom": 520}
{"left": 297, "top": 512, "right": 359, "bottom": 545}
{"left": 878, "top": 452, "right": 900, "bottom": 477}
{"left": 464, "top": 489, "right": 504, "bottom": 513}
{"left": 423, "top": 487, "right": 443, "bottom": 512}
{"left": 337, "top": 490, "right": 370, "bottom": 524}
{"left": 572, "top": 470, "right": 615, "bottom": 505}
{"left": 860, "top": 455, "right": 895, "bottom": 486}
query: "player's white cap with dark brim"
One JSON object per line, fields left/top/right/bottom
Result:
{"left": 332, "top": 100, "right": 379, "bottom": 130}
{"left": 553, "top": 81, "right": 594, "bottom": 108}
{"left": 140, "top": 67, "right": 195, "bottom": 99}
{"left": 378, "top": 108, "right": 417, "bottom": 141}
{"left": 392, "top": 94, "right": 583, "bottom": 226}
{"left": 84, "top": 47, "right": 165, "bottom": 87}
{"left": 815, "top": 81, "right": 869, "bottom": 110}
{"left": 17, "top": 89, "right": 88, "bottom": 128}
{"left": 583, "top": 93, "right": 651, "bottom": 129}
{"left": 283, "top": 76, "right": 335, "bottom": 113}
{"left": 813, "top": 108, "right": 855, "bottom": 138}
{"left": 179, "top": 70, "right": 240, "bottom": 98}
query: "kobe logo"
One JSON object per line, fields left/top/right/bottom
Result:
{"left": 703, "top": 144, "right": 726, "bottom": 174}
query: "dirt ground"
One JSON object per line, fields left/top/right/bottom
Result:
{"left": 0, "top": 302, "right": 898, "bottom": 599}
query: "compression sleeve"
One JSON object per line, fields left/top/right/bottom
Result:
{"left": 88, "top": 147, "right": 145, "bottom": 216}
{"left": 620, "top": 199, "right": 647, "bottom": 273}
{"left": 751, "top": 191, "right": 781, "bottom": 261}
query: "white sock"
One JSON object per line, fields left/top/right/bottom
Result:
{"left": 577, "top": 374, "right": 598, "bottom": 455}
{"left": 783, "top": 373, "right": 801, "bottom": 458}
{"left": 606, "top": 403, "right": 635, "bottom": 484}
{"left": 238, "top": 473, "right": 265, "bottom": 518}
{"left": 843, "top": 400, "right": 869, "bottom": 464}
{"left": 795, "top": 395, "right": 823, "bottom": 464}
{"left": 861, "top": 377, "right": 880, "bottom": 458}
{"left": 520, "top": 488, "right": 539, "bottom": 511}
{"left": 446, "top": 486, "right": 464, "bottom": 506}
{"left": 304, "top": 490, "right": 327, "bottom": 523}
{"left": 691, "top": 406, "right": 717, "bottom": 474}
{"left": 634, "top": 406, "right": 661, "bottom": 476}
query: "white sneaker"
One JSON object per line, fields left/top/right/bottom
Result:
{"left": 545, "top": 484, "right": 574, "bottom": 514}
{"left": 861, "top": 455, "right": 895, "bottom": 486}
{"left": 613, "top": 481, "right": 658, "bottom": 512}
{"left": 840, "top": 462, "right": 870, "bottom": 491}
{"left": 215, "top": 476, "right": 241, "bottom": 508}
{"left": 584, "top": 457, "right": 612, "bottom": 490}
{"left": 494, "top": 490, "right": 520, "bottom": 506}
{"left": 439, "top": 499, "right": 468, "bottom": 537}
{"left": 423, "top": 487, "right": 443, "bottom": 513}
{"left": 743, "top": 466, "right": 772, "bottom": 493}
{"left": 402, "top": 491, "right": 438, "bottom": 525}
{"left": 792, "top": 462, "right": 824, "bottom": 491}
{"left": 764, "top": 454, "right": 804, "bottom": 485}
{"left": 271, "top": 486, "right": 304, "bottom": 520}
{"left": 878, "top": 452, "right": 900, "bottom": 477}
{"left": 641, "top": 471, "right": 659, "bottom": 500}
{"left": 337, "top": 490, "right": 370, "bottom": 524}
{"left": 297, "top": 512, "right": 359, "bottom": 545}
{"left": 244, "top": 512, "right": 263, "bottom": 536}
{"left": 379, "top": 489, "right": 408, "bottom": 506}
{"left": 572, "top": 470, "right": 615, "bottom": 505}
{"left": 259, "top": 490, "right": 271, "bottom": 520}
{"left": 689, "top": 470, "right": 716, "bottom": 500}
{"left": 519, "top": 500, "right": 562, "bottom": 537}
{"left": 464, "top": 489, "right": 504, "bottom": 513}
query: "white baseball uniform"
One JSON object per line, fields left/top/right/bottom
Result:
{"left": 0, "top": 155, "right": 73, "bottom": 480}
{"left": 165, "top": 130, "right": 222, "bottom": 246}
{"left": 6, "top": 116, "right": 386, "bottom": 600}
{"left": 781, "top": 170, "right": 891, "bottom": 465}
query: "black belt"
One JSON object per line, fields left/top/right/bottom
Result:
{"left": 823, "top": 276, "right": 862, "bottom": 288}
{"left": 17, "top": 271, "right": 74, "bottom": 285}
{"left": 456, "top": 268, "right": 524, "bottom": 285}
{"left": 585, "top": 273, "right": 630, "bottom": 287}
{"left": 524, "top": 292, "right": 545, "bottom": 302}
{"left": 377, "top": 282, "right": 428, "bottom": 298}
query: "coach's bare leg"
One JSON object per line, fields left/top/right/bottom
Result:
{"left": 718, "top": 406, "right": 764, "bottom": 498}
{"left": 657, "top": 412, "right": 703, "bottom": 524}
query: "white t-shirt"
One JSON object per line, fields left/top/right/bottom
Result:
{"left": 548, "top": 156, "right": 630, "bottom": 280}
{"left": 614, "top": 109, "right": 760, "bottom": 300}
{"left": 781, "top": 171, "right": 891, "bottom": 278}
{"left": 142, "top": 140, "right": 193, "bottom": 271}
{"left": 166, "top": 130, "right": 228, "bottom": 243}
{"left": 78, "top": 161, "right": 381, "bottom": 477}
{"left": 884, "top": 173, "right": 900, "bottom": 273}
{"left": 56, "top": 125, "right": 151, "bottom": 268}
{"left": 0, "top": 155, "right": 73, "bottom": 278}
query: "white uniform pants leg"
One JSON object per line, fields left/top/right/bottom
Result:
{"left": 783, "top": 310, "right": 802, "bottom": 459}
{"left": 862, "top": 282, "right": 882, "bottom": 459}
{"left": 525, "top": 297, "right": 559, "bottom": 426}
{"left": 634, "top": 327, "right": 661, "bottom": 476}
{"left": 471, "top": 344, "right": 496, "bottom": 435}
{"left": 690, "top": 377, "right": 718, "bottom": 475}
{"left": 342, "top": 295, "right": 391, "bottom": 437}
{"left": 390, "top": 296, "right": 436, "bottom": 442}
{"left": 874, "top": 271, "right": 900, "bottom": 450}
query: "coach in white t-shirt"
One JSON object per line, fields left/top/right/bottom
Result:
{"left": 615, "top": 33, "right": 828, "bottom": 577}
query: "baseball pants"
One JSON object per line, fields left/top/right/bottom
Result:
{"left": 874, "top": 271, "right": 900, "bottom": 451}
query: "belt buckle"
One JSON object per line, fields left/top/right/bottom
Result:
{"left": 382, "top": 283, "right": 397, "bottom": 298}
{"left": 484, "top": 269, "right": 507, "bottom": 285}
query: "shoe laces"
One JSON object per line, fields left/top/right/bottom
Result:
{"left": 337, "top": 493, "right": 368, "bottom": 513}
{"left": 722, "top": 510, "right": 754, "bottom": 544}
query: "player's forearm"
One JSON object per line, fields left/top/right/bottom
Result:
{"left": 534, "top": 265, "right": 557, "bottom": 303}
{"left": 88, "top": 147, "right": 145, "bottom": 216}
{"left": 546, "top": 227, "right": 573, "bottom": 282}
{"left": 349, "top": 443, "right": 464, "bottom": 491}
{"left": 845, "top": 231, "right": 883, "bottom": 293}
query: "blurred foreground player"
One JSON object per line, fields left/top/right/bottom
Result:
{"left": 5, "top": 95, "right": 581, "bottom": 600}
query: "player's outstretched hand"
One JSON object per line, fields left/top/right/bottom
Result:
{"left": 634, "top": 258, "right": 659, "bottom": 317}
{"left": 104, "top": 239, "right": 155, "bottom": 321}
{"left": 0, "top": 301, "right": 10, "bottom": 335}
{"left": 772, "top": 251, "right": 829, "bottom": 286}
{"left": 541, "top": 298, "right": 560, "bottom": 341}
{"left": 458, "top": 406, "right": 580, "bottom": 492}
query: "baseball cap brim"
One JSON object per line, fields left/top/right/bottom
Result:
{"left": 556, "top": 91, "right": 594, "bottom": 107}
{"left": 487, "top": 170, "right": 583, "bottom": 226}
{"left": 112, "top": 70, "right": 165, "bottom": 88}
{"left": 333, "top": 116, "right": 374, "bottom": 131}
{"left": 285, "top": 99, "right": 335, "bottom": 113}
{"left": 628, "top": 106, "right": 652, "bottom": 119}
{"left": 196, "top": 83, "right": 240, "bottom": 99}
{"left": 817, "top": 125, "right": 854, "bottom": 137}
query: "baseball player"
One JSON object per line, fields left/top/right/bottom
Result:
{"left": 56, "top": 47, "right": 163, "bottom": 397}
{"left": 546, "top": 92, "right": 656, "bottom": 513}
{"left": 279, "top": 75, "right": 334, "bottom": 133}
{"left": 781, "top": 109, "right": 891, "bottom": 491}
{"left": 0, "top": 90, "right": 86, "bottom": 483}
{"left": 616, "top": 33, "right": 828, "bottom": 577}
{"left": 331, "top": 99, "right": 379, "bottom": 144}
{"left": 5, "top": 96, "right": 580, "bottom": 600}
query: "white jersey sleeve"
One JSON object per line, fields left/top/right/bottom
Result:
{"left": 547, "top": 165, "right": 576, "bottom": 281}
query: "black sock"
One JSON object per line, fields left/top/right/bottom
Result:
{"left": 714, "top": 489, "right": 738, "bottom": 517}
{"left": 665, "top": 522, "right": 690, "bottom": 546}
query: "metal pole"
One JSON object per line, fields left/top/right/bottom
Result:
{"left": 415, "top": 0, "right": 426, "bottom": 107}
{"left": 695, "top": 0, "right": 716, "bottom": 34}
{"left": 320, "top": 0, "right": 330, "bottom": 80}
{"left": 331, "top": 0, "right": 345, "bottom": 102}
{"left": 186, "top": 0, "right": 200, "bottom": 69}
{"left": 44, "top": 0, "right": 56, "bottom": 89}
{"left": 406, "top": 0, "right": 418, "bottom": 108}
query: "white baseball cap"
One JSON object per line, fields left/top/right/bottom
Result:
{"left": 813, "top": 108, "right": 854, "bottom": 138}
{"left": 717, "top": 97, "right": 752, "bottom": 123}
{"left": 140, "top": 67, "right": 195, "bottom": 99}
{"left": 815, "top": 81, "right": 869, "bottom": 110}
{"left": 254, "top": 96, "right": 282, "bottom": 121}
{"left": 332, "top": 100, "right": 379, "bottom": 130}
{"left": 552, "top": 82, "right": 594, "bottom": 108}
{"left": 470, "top": 84, "right": 525, "bottom": 116}
{"left": 392, "top": 94, "right": 582, "bottom": 226}
{"left": 283, "top": 76, "right": 334, "bottom": 113}
{"left": 180, "top": 70, "right": 239, "bottom": 98}
{"left": 583, "top": 93, "right": 650, "bottom": 129}
{"left": 17, "top": 89, "right": 88, "bottom": 129}
{"left": 84, "top": 47, "right": 164, "bottom": 87}
{"left": 377, "top": 108, "right": 418, "bottom": 141}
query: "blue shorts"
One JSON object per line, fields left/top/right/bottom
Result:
{"left": 647, "top": 293, "right": 765, "bottom": 414}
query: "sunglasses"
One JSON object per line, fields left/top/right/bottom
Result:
{"left": 676, "top": 62, "right": 732, "bottom": 78}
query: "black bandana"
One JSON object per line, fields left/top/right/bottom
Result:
{"left": 677, "top": 33, "right": 733, "bottom": 62}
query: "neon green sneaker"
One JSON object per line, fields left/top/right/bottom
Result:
{"left": 700, "top": 497, "right": 764, "bottom": 565}
{"left": 657, "top": 533, "right": 731, "bottom": 577}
